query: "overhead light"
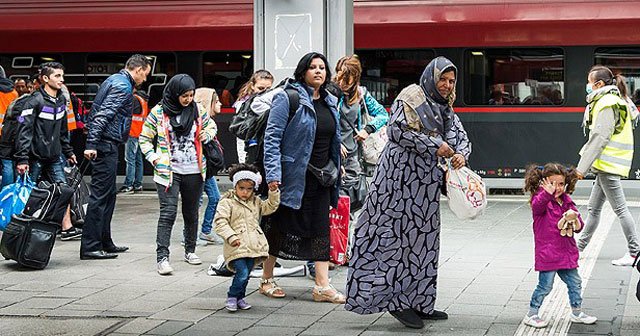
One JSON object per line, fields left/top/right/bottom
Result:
{"left": 241, "top": 55, "right": 252, "bottom": 59}
{"left": 471, "top": 51, "right": 484, "bottom": 56}
{"left": 40, "top": 57, "right": 55, "bottom": 61}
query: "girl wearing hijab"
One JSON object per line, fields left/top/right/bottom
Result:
{"left": 193, "top": 87, "right": 224, "bottom": 246}
{"left": 345, "top": 57, "right": 470, "bottom": 329}
{"left": 140, "top": 74, "right": 217, "bottom": 275}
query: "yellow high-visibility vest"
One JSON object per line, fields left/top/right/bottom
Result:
{"left": 589, "top": 93, "right": 634, "bottom": 177}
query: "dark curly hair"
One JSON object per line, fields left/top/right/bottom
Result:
{"left": 523, "top": 162, "right": 579, "bottom": 203}
{"left": 228, "top": 163, "right": 260, "bottom": 182}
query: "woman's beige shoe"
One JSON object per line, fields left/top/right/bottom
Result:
{"left": 259, "top": 278, "right": 286, "bottom": 298}
{"left": 312, "top": 284, "right": 346, "bottom": 304}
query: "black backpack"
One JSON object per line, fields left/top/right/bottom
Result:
{"left": 231, "top": 87, "right": 299, "bottom": 166}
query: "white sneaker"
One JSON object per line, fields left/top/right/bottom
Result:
{"left": 184, "top": 253, "right": 202, "bottom": 265}
{"left": 157, "top": 258, "right": 174, "bottom": 275}
{"left": 523, "top": 314, "right": 548, "bottom": 328}
{"left": 570, "top": 312, "right": 597, "bottom": 324}
{"left": 612, "top": 253, "right": 636, "bottom": 266}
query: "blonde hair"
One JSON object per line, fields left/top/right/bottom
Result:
{"left": 334, "top": 55, "right": 362, "bottom": 106}
{"left": 237, "top": 70, "right": 274, "bottom": 99}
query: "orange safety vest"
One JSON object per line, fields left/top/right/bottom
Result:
{"left": 130, "top": 93, "right": 149, "bottom": 138}
{"left": 0, "top": 90, "right": 19, "bottom": 135}
{"left": 66, "top": 99, "right": 77, "bottom": 131}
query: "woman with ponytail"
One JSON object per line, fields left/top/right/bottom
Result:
{"left": 576, "top": 65, "right": 640, "bottom": 266}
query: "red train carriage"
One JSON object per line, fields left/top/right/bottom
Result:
{"left": 2, "top": 0, "right": 640, "bottom": 178}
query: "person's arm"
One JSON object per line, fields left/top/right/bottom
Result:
{"left": 199, "top": 104, "right": 217, "bottom": 143}
{"left": 139, "top": 107, "right": 159, "bottom": 165}
{"left": 86, "top": 83, "right": 127, "bottom": 150}
{"left": 14, "top": 96, "right": 39, "bottom": 165}
{"left": 260, "top": 188, "right": 281, "bottom": 216}
{"left": 531, "top": 189, "right": 554, "bottom": 216}
{"left": 576, "top": 106, "right": 616, "bottom": 174}
{"left": 362, "top": 90, "right": 389, "bottom": 133}
{"left": 263, "top": 91, "right": 289, "bottom": 184}
{"left": 447, "top": 113, "right": 472, "bottom": 160}
{"left": 213, "top": 199, "right": 238, "bottom": 244}
{"left": 387, "top": 99, "right": 445, "bottom": 158}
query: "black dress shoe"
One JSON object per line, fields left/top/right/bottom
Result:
{"left": 80, "top": 250, "right": 119, "bottom": 260}
{"left": 389, "top": 309, "right": 424, "bottom": 329}
{"left": 414, "top": 309, "right": 449, "bottom": 320}
{"left": 104, "top": 246, "right": 129, "bottom": 253}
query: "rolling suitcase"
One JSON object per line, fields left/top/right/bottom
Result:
{"left": 0, "top": 214, "right": 58, "bottom": 269}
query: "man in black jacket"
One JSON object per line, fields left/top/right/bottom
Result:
{"left": 15, "top": 62, "right": 77, "bottom": 184}
{"left": 80, "top": 54, "right": 151, "bottom": 260}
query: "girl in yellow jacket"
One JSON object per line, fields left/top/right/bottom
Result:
{"left": 215, "top": 163, "right": 280, "bottom": 312}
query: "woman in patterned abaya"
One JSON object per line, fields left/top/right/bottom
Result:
{"left": 345, "top": 56, "right": 471, "bottom": 329}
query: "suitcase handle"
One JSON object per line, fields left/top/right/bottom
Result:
{"left": 67, "top": 159, "right": 91, "bottom": 190}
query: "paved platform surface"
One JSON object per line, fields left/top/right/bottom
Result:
{"left": 1, "top": 193, "right": 639, "bottom": 336}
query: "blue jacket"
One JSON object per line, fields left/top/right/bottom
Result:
{"left": 86, "top": 70, "right": 134, "bottom": 150}
{"left": 264, "top": 82, "right": 341, "bottom": 209}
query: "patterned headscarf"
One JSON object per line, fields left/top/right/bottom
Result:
{"left": 420, "top": 56, "right": 457, "bottom": 105}
{"left": 414, "top": 57, "right": 458, "bottom": 136}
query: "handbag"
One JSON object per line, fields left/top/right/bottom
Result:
{"left": 347, "top": 172, "right": 368, "bottom": 212}
{"left": 359, "top": 88, "right": 388, "bottom": 166}
{"left": 203, "top": 137, "right": 225, "bottom": 177}
{"left": 307, "top": 160, "right": 339, "bottom": 187}
{"left": 329, "top": 195, "right": 350, "bottom": 265}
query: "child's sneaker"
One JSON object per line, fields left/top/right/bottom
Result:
{"left": 184, "top": 253, "right": 202, "bottom": 265}
{"left": 237, "top": 298, "right": 252, "bottom": 310}
{"left": 523, "top": 314, "right": 548, "bottom": 328}
{"left": 225, "top": 297, "right": 238, "bottom": 312}
{"left": 570, "top": 312, "right": 597, "bottom": 324}
{"left": 612, "top": 253, "right": 636, "bottom": 266}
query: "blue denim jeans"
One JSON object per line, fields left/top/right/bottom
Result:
{"left": 529, "top": 268, "right": 582, "bottom": 314}
{"left": 201, "top": 177, "right": 221, "bottom": 234}
{"left": 124, "top": 137, "right": 143, "bottom": 188}
{"left": 1, "top": 159, "right": 15, "bottom": 189}
{"left": 228, "top": 258, "right": 255, "bottom": 299}
{"left": 30, "top": 159, "right": 66, "bottom": 184}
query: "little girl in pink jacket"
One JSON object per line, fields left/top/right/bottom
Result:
{"left": 522, "top": 163, "right": 597, "bottom": 328}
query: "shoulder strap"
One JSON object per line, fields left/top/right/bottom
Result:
{"left": 285, "top": 87, "right": 299, "bottom": 122}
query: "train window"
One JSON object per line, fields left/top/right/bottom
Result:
{"left": 595, "top": 48, "right": 640, "bottom": 104}
{"left": 77, "top": 53, "right": 176, "bottom": 108}
{"left": 0, "top": 54, "right": 63, "bottom": 81}
{"left": 356, "top": 49, "right": 435, "bottom": 105}
{"left": 464, "top": 48, "right": 565, "bottom": 106}
{"left": 202, "top": 52, "right": 253, "bottom": 107}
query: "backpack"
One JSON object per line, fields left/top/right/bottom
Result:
{"left": 231, "top": 87, "right": 299, "bottom": 166}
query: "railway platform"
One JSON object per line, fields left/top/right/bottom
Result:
{"left": 0, "top": 194, "right": 639, "bottom": 336}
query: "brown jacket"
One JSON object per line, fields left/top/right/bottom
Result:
{"left": 214, "top": 188, "right": 280, "bottom": 271}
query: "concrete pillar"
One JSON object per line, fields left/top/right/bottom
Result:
{"left": 254, "top": 0, "right": 353, "bottom": 82}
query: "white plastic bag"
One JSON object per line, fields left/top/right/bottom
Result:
{"left": 445, "top": 162, "right": 487, "bottom": 220}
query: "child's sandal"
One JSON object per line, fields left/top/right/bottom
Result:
{"left": 259, "top": 278, "right": 286, "bottom": 298}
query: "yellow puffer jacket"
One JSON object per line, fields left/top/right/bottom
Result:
{"left": 214, "top": 188, "right": 280, "bottom": 271}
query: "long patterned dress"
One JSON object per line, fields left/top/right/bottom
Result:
{"left": 345, "top": 84, "right": 453, "bottom": 315}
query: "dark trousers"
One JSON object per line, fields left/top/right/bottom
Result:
{"left": 228, "top": 258, "right": 255, "bottom": 299}
{"left": 80, "top": 142, "right": 118, "bottom": 254}
{"left": 156, "top": 173, "right": 203, "bottom": 262}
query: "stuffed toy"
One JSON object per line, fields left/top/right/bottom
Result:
{"left": 557, "top": 209, "right": 581, "bottom": 237}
